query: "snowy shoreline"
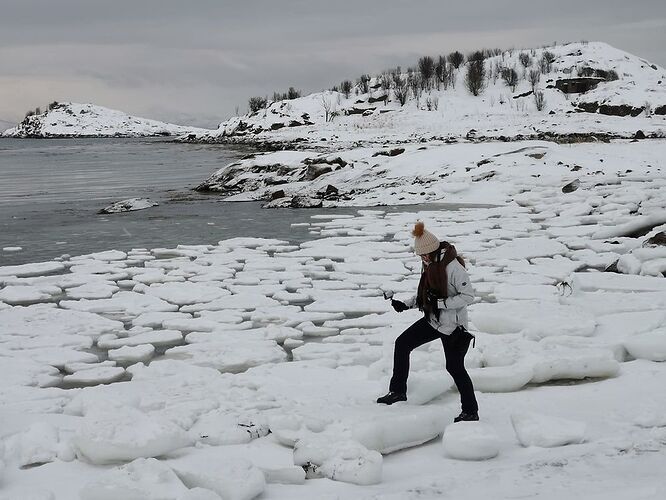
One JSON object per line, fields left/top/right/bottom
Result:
{"left": 2, "top": 190, "right": 665, "bottom": 498}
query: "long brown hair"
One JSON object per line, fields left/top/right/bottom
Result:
{"left": 416, "top": 241, "right": 464, "bottom": 316}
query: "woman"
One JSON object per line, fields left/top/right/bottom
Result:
{"left": 377, "top": 222, "right": 479, "bottom": 423}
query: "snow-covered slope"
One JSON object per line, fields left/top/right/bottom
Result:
{"left": 2, "top": 102, "right": 211, "bottom": 138}
{"left": 189, "top": 41, "right": 666, "bottom": 145}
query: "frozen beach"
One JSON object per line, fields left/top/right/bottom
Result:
{"left": 2, "top": 149, "right": 665, "bottom": 498}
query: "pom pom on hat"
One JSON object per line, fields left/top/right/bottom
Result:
{"left": 412, "top": 221, "right": 440, "bottom": 255}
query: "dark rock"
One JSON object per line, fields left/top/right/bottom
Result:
{"left": 513, "top": 90, "right": 534, "bottom": 99}
{"left": 654, "top": 105, "right": 666, "bottom": 115}
{"left": 362, "top": 109, "right": 374, "bottom": 117}
{"left": 576, "top": 101, "right": 599, "bottom": 113}
{"left": 549, "top": 110, "right": 556, "bottom": 115}
{"left": 644, "top": 232, "right": 666, "bottom": 247}
{"left": 562, "top": 179, "right": 580, "bottom": 193}
{"left": 476, "top": 158, "right": 492, "bottom": 167}
{"left": 368, "top": 94, "right": 388, "bottom": 103}
{"left": 270, "top": 190, "right": 285, "bottom": 200}
{"left": 571, "top": 165, "right": 582, "bottom": 171}
{"left": 290, "top": 196, "right": 323, "bottom": 208}
{"left": 317, "top": 184, "right": 340, "bottom": 200}
{"left": 634, "top": 130, "right": 646, "bottom": 140}
{"left": 270, "top": 122, "right": 285, "bottom": 130}
{"left": 472, "top": 171, "right": 496, "bottom": 181}
{"left": 346, "top": 107, "right": 374, "bottom": 115}
{"left": 598, "top": 104, "right": 643, "bottom": 117}
{"left": 288, "top": 121, "right": 303, "bottom": 127}
{"left": 527, "top": 152, "right": 546, "bottom": 160}
{"left": 555, "top": 77, "right": 604, "bottom": 94}
{"left": 466, "top": 129, "right": 477, "bottom": 140}
{"left": 372, "top": 148, "right": 405, "bottom": 158}
{"left": 303, "top": 164, "right": 333, "bottom": 181}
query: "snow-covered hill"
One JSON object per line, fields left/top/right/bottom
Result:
{"left": 2, "top": 102, "right": 211, "bottom": 138}
{"left": 188, "top": 41, "right": 666, "bottom": 145}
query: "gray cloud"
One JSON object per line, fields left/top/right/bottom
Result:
{"left": 1, "top": 0, "right": 664, "bottom": 127}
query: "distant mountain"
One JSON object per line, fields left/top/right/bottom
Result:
{"left": 188, "top": 41, "right": 666, "bottom": 145}
{"left": 2, "top": 102, "right": 212, "bottom": 138}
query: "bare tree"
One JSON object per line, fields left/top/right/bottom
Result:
{"left": 321, "top": 94, "right": 336, "bottom": 122}
{"left": 501, "top": 67, "right": 519, "bottom": 91}
{"left": 408, "top": 71, "right": 422, "bottom": 105}
{"left": 448, "top": 51, "right": 465, "bottom": 69}
{"left": 340, "top": 80, "right": 352, "bottom": 98}
{"left": 287, "top": 87, "right": 301, "bottom": 99}
{"left": 357, "top": 74, "right": 371, "bottom": 94}
{"left": 540, "top": 51, "right": 556, "bottom": 73}
{"left": 391, "top": 68, "right": 409, "bottom": 106}
{"left": 465, "top": 58, "right": 486, "bottom": 96}
{"left": 518, "top": 52, "right": 531, "bottom": 68}
{"left": 248, "top": 97, "right": 267, "bottom": 113}
{"left": 528, "top": 69, "right": 541, "bottom": 90}
{"left": 534, "top": 90, "right": 546, "bottom": 111}
{"left": 418, "top": 56, "right": 435, "bottom": 89}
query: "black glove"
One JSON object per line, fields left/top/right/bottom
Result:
{"left": 426, "top": 289, "right": 441, "bottom": 308}
{"left": 391, "top": 299, "right": 409, "bottom": 312}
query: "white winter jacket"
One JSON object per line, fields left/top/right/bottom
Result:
{"left": 405, "top": 259, "right": 475, "bottom": 335}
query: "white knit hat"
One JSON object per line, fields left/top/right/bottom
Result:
{"left": 412, "top": 222, "right": 440, "bottom": 255}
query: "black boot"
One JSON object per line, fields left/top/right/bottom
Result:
{"left": 454, "top": 411, "right": 479, "bottom": 423}
{"left": 376, "top": 392, "right": 407, "bottom": 405}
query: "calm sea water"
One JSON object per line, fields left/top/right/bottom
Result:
{"left": 0, "top": 138, "right": 374, "bottom": 266}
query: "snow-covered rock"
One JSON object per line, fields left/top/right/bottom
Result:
{"left": 99, "top": 198, "right": 158, "bottom": 214}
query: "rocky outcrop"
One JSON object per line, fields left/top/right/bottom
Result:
{"left": 555, "top": 77, "right": 604, "bottom": 94}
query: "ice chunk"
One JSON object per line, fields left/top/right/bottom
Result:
{"left": 352, "top": 406, "right": 446, "bottom": 453}
{"left": 79, "top": 457, "right": 188, "bottom": 500}
{"left": 0, "top": 285, "right": 55, "bottom": 305}
{"left": 511, "top": 412, "right": 586, "bottom": 447}
{"left": 471, "top": 301, "right": 596, "bottom": 339}
{"left": 177, "top": 489, "right": 223, "bottom": 500}
{"left": 260, "top": 467, "right": 306, "bottom": 485}
{"left": 0, "top": 261, "right": 65, "bottom": 278}
{"left": 531, "top": 347, "right": 620, "bottom": 383}
{"left": 624, "top": 328, "right": 666, "bottom": 362}
{"left": 171, "top": 458, "right": 265, "bottom": 500}
{"left": 98, "top": 330, "right": 183, "bottom": 349}
{"left": 571, "top": 272, "right": 666, "bottom": 292}
{"left": 144, "top": 282, "right": 230, "bottom": 306}
{"left": 132, "top": 311, "right": 193, "bottom": 328}
{"left": 477, "top": 237, "right": 568, "bottom": 260}
{"left": 164, "top": 339, "right": 286, "bottom": 373}
{"left": 294, "top": 436, "right": 382, "bottom": 485}
{"left": 63, "top": 366, "right": 126, "bottom": 386}
{"left": 12, "top": 422, "right": 60, "bottom": 468}
{"left": 66, "top": 282, "right": 119, "bottom": 300}
{"left": 190, "top": 411, "right": 269, "bottom": 445}
{"left": 469, "top": 362, "right": 534, "bottom": 392}
{"left": 60, "top": 291, "right": 179, "bottom": 314}
{"left": 108, "top": 344, "right": 155, "bottom": 363}
{"left": 74, "top": 407, "right": 192, "bottom": 464}
{"left": 442, "top": 422, "right": 499, "bottom": 460}
{"left": 319, "top": 441, "right": 383, "bottom": 486}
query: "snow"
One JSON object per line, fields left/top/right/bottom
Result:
{"left": 442, "top": 422, "right": 500, "bottom": 460}
{"left": 623, "top": 329, "right": 666, "bottom": 362}
{"left": 170, "top": 458, "right": 265, "bottom": 500}
{"left": 79, "top": 458, "right": 188, "bottom": 500}
{"left": 2, "top": 40, "right": 666, "bottom": 500}
{"left": 511, "top": 412, "right": 587, "bottom": 447}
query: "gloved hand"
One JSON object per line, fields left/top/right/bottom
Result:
{"left": 391, "top": 299, "right": 409, "bottom": 312}
{"left": 426, "top": 289, "right": 441, "bottom": 307}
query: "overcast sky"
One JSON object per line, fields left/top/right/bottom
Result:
{"left": 0, "top": 0, "right": 664, "bottom": 128}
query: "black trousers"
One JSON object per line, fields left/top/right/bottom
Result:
{"left": 389, "top": 317, "right": 478, "bottom": 413}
